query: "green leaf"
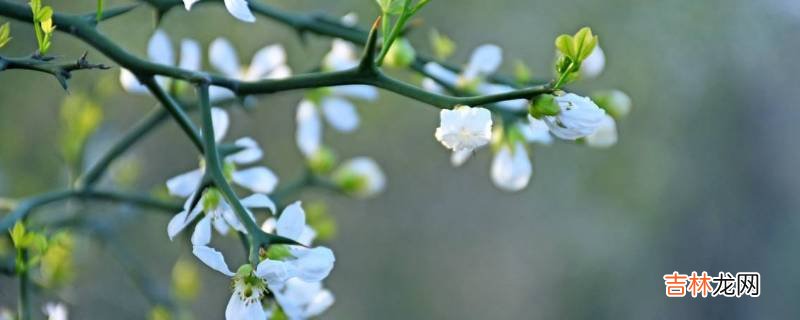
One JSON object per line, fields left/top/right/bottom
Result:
{"left": 10, "top": 221, "right": 25, "bottom": 247}
{"left": 36, "top": 6, "right": 53, "bottom": 21}
{"left": 574, "top": 27, "right": 597, "bottom": 61}
{"left": 0, "top": 22, "right": 11, "bottom": 48}
{"left": 555, "top": 34, "right": 576, "bottom": 59}
{"left": 376, "top": 0, "right": 404, "bottom": 14}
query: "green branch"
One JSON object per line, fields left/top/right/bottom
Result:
{"left": 0, "top": 189, "right": 180, "bottom": 231}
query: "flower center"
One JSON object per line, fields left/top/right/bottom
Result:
{"left": 233, "top": 265, "right": 267, "bottom": 306}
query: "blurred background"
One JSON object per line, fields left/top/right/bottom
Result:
{"left": 2, "top": 0, "right": 800, "bottom": 318}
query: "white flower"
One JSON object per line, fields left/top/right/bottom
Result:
{"left": 332, "top": 157, "right": 386, "bottom": 198}
{"left": 119, "top": 29, "right": 200, "bottom": 94}
{"left": 520, "top": 116, "right": 553, "bottom": 145}
{"left": 585, "top": 114, "right": 618, "bottom": 148}
{"left": 580, "top": 45, "right": 605, "bottom": 79}
{"left": 543, "top": 93, "right": 606, "bottom": 140}
{"left": 192, "top": 204, "right": 335, "bottom": 319}
{"left": 311, "top": 39, "right": 379, "bottom": 132}
{"left": 491, "top": 142, "right": 532, "bottom": 192}
{"left": 209, "top": 38, "right": 292, "bottom": 101}
{"left": 422, "top": 45, "right": 527, "bottom": 111}
{"left": 43, "top": 303, "right": 67, "bottom": 320}
{"left": 273, "top": 278, "right": 335, "bottom": 320}
{"left": 182, "top": 0, "right": 255, "bottom": 23}
{"left": 435, "top": 106, "right": 493, "bottom": 152}
{"left": 165, "top": 108, "right": 278, "bottom": 245}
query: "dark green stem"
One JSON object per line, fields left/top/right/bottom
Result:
{"left": 17, "top": 248, "right": 30, "bottom": 320}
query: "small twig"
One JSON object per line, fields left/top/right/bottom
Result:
{"left": 0, "top": 52, "right": 110, "bottom": 90}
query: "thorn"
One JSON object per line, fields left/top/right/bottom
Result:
{"left": 357, "top": 16, "right": 381, "bottom": 73}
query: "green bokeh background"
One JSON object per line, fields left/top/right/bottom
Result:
{"left": 2, "top": 0, "right": 800, "bottom": 318}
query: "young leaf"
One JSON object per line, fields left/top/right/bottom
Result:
{"left": 376, "top": 0, "right": 404, "bottom": 14}
{"left": 10, "top": 221, "right": 26, "bottom": 247}
{"left": 0, "top": 23, "right": 11, "bottom": 48}
{"left": 555, "top": 34, "right": 576, "bottom": 60}
{"left": 430, "top": 29, "right": 456, "bottom": 60}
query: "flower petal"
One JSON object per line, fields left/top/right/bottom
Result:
{"left": 179, "top": 39, "right": 202, "bottom": 71}
{"left": 247, "top": 44, "right": 286, "bottom": 80}
{"left": 296, "top": 100, "right": 322, "bottom": 157}
{"left": 580, "top": 45, "right": 605, "bottom": 79}
{"left": 255, "top": 259, "right": 298, "bottom": 289}
{"left": 223, "top": 0, "right": 256, "bottom": 22}
{"left": 463, "top": 44, "right": 502, "bottom": 80}
{"left": 304, "top": 289, "right": 335, "bottom": 318}
{"left": 209, "top": 85, "right": 236, "bottom": 102}
{"left": 423, "top": 62, "right": 459, "bottom": 87}
{"left": 211, "top": 107, "right": 230, "bottom": 142}
{"left": 166, "top": 169, "right": 203, "bottom": 198}
{"left": 225, "top": 291, "right": 267, "bottom": 320}
{"left": 277, "top": 202, "right": 305, "bottom": 240}
{"left": 191, "top": 216, "right": 213, "bottom": 246}
{"left": 209, "top": 38, "right": 241, "bottom": 78}
{"left": 450, "top": 149, "right": 473, "bottom": 167}
{"left": 119, "top": 69, "right": 149, "bottom": 94}
{"left": 167, "top": 206, "right": 202, "bottom": 240}
{"left": 241, "top": 193, "right": 277, "bottom": 214}
{"left": 291, "top": 247, "right": 335, "bottom": 283}
{"left": 229, "top": 137, "right": 263, "bottom": 164}
{"left": 192, "top": 245, "right": 234, "bottom": 276}
{"left": 321, "top": 97, "right": 359, "bottom": 132}
{"left": 490, "top": 142, "right": 532, "bottom": 192}
{"left": 147, "top": 29, "right": 174, "bottom": 66}
{"left": 329, "top": 85, "right": 378, "bottom": 101}
{"left": 232, "top": 167, "right": 279, "bottom": 193}
{"left": 182, "top": 0, "right": 201, "bottom": 10}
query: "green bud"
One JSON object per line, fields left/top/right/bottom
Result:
{"left": 235, "top": 264, "right": 254, "bottom": 277}
{"left": 148, "top": 306, "right": 171, "bottom": 320}
{"left": 529, "top": 94, "right": 560, "bottom": 119}
{"left": 308, "top": 146, "right": 337, "bottom": 174}
{"left": 202, "top": 188, "right": 222, "bottom": 212}
{"left": 429, "top": 29, "right": 456, "bottom": 60}
{"left": 10, "top": 221, "right": 26, "bottom": 248}
{"left": 592, "top": 90, "right": 632, "bottom": 119}
{"left": 305, "top": 202, "right": 337, "bottom": 241}
{"left": 514, "top": 60, "right": 532, "bottom": 84}
{"left": 333, "top": 171, "right": 368, "bottom": 196}
{"left": 266, "top": 244, "right": 293, "bottom": 261}
{"left": 0, "top": 22, "right": 11, "bottom": 49}
{"left": 172, "top": 258, "right": 201, "bottom": 302}
{"left": 384, "top": 38, "right": 416, "bottom": 68}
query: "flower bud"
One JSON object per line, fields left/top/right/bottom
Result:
{"left": 592, "top": 89, "right": 632, "bottom": 119}
{"left": 543, "top": 93, "right": 606, "bottom": 140}
{"left": 384, "top": 38, "right": 417, "bottom": 68}
{"left": 308, "top": 146, "right": 337, "bottom": 174}
{"left": 332, "top": 157, "right": 386, "bottom": 198}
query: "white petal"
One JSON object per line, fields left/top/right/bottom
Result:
{"left": 247, "top": 44, "right": 286, "bottom": 80}
{"left": 335, "top": 157, "right": 386, "bottom": 197}
{"left": 211, "top": 107, "right": 230, "bottom": 142}
{"left": 209, "top": 85, "right": 236, "bottom": 102}
{"left": 421, "top": 78, "right": 445, "bottom": 94}
{"left": 322, "top": 39, "right": 358, "bottom": 71}
{"left": 490, "top": 142, "right": 532, "bottom": 192}
{"left": 476, "top": 83, "right": 527, "bottom": 111}
{"left": 255, "top": 259, "right": 297, "bottom": 289}
{"left": 119, "top": 69, "right": 149, "bottom": 94}
{"left": 292, "top": 247, "right": 335, "bottom": 283}
{"left": 192, "top": 245, "right": 234, "bottom": 276}
{"left": 580, "top": 46, "right": 605, "bottom": 79}
{"left": 297, "top": 226, "right": 317, "bottom": 247}
{"left": 212, "top": 213, "right": 231, "bottom": 235}
{"left": 463, "top": 44, "right": 502, "bottom": 80}
{"left": 423, "top": 62, "right": 459, "bottom": 87}
{"left": 241, "top": 193, "right": 277, "bottom": 214}
{"left": 167, "top": 207, "right": 202, "bottom": 240}
{"left": 43, "top": 303, "right": 68, "bottom": 320}
{"left": 434, "top": 106, "right": 493, "bottom": 152}
{"left": 450, "top": 149, "right": 473, "bottom": 167}
{"left": 340, "top": 12, "right": 358, "bottom": 26}
{"left": 166, "top": 169, "right": 203, "bottom": 197}
{"left": 224, "top": 0, "right": 256, "bottom": 22}
{"left": 182, "top": 0, "right": 201, "bottom": 10}
{"left": 225, "top": 292, "right": 267, "bottom": 320}
{"left": 266, "top": 65, "right": 292, "bottom": 79}
{"left": 232, "top": 167, "right": 279, "bottom": 193}
{"left": 222, "top": 205, "right": 250, "bottom": 233}
{"left": 178, "top": 39, "right": 202, "bottom": 71}
{"left": 191, "top": 216, "right": 213, "bottom": 246}
{"left": 521, "top": 116, "right": 553, "bottom": 145}
{"left": 329, "top": 85, "right": 379, "bottom": 101}
{"left": 209, "top": 38, "right": 241, "bottom": 78}
{"left": 261, "top": 217, "right": 276, "bottom": 233}
{"left": 277, "top": 202, "right": 305, "bottom": 241}
{"left": 304, "top": 289, "right": 335, "bottom": 318}
{"left": 296, "top": 100, "right": 322, "bottom": 157}
{"left": 585, "top": 114, "right": 618, "bottom": 148}
{"left": 229, "top": 137, "right": 263, "bottom": 164}
{"left": 321, "top": 97, "right": 359, "bottom": 132}
{"left": 147, "top": 29, "right": 174, "bottom": 66}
